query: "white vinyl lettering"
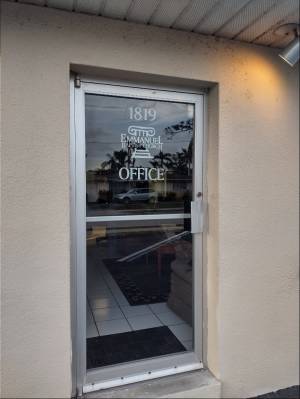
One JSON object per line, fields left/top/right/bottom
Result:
{"left": 149, "top": 168, "right": 157, "bottom": 180}
{"left": 119, "top": 167, "right": 129, "bottom": 180}
{"left": 129, "top": 107, "right": 157, "bottom": 122}
{"left": 144, "top": 167, "right": 148, "bottom": 181}
{"left": 118, "top": 167, "right": 165, "bottom": 181}
{"left": 121, "top": 126, "right": 163, "bottom": 159}
{"left": 157, "top": 168, "right": 165, "bottom": 181}
{"left": 129, "top": 168, "right": 138, "bottom": 180}
{"left": 137, "top": 168, "right": 144, "bottom": 180}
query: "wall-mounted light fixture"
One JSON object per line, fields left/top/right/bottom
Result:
{"left": 275, "top": 24, "right": 300, "bottom": 67}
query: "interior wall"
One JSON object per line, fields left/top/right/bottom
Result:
{"left": 1, "top": 2, "right": 299, "bottom": 398}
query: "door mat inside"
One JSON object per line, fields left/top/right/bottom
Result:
{"left": 87, "top": 326, "right": 186, "bottom": 369}
{"left": 104, "top": 255, "right": 174, "bottom": 306}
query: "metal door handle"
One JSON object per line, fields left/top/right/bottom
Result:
{"left": 191, "top": 199, "right": 203, "bottom": 234}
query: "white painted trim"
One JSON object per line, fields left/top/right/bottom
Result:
{"left": 79, "top": 75, "right": 209, "bottom": 96}
{"left": 81, "top": 81, "right": 203, "bottom": 105}
{"left": 74, "top": 80, "right": 87, "bottom": 394}
{"left": 70, "top": 77, "right": 78, "bottom": 398}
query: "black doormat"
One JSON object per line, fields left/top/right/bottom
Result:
{"left": 104, "top": 254, "right": 174, "bottom": 306}
{"left": 87, "top": 326, "right": 186, "bottom": 369}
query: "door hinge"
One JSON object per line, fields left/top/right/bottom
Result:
{"left": 75, "top": 75, "right": 81, "bottom": 88}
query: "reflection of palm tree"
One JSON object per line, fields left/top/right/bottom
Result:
{"left": 169, "top": 140, "right": 193, "bottom": 175}
{"left": 125, "top": 141, "right": 135, "bottom": 168}
{"left": 151, "top": 151, "right": 172, "bottom": 199}
{"left": 180, "top": 140, "right": 192, "bottom": 175}
{"left": 165, "top": 119, "right": 193, "bottom": 139}
{"left": 101, "top": 149, "right": 128, "bottom": 172}
{"left": 151, "top": 151, "right": 172, "bottom": 169}
{"left": 170, "top": 152, "right": 185, "bottom": 172}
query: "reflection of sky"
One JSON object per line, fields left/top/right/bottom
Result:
{"left": 85, "top": 94, "right": 194, "bottom": 170}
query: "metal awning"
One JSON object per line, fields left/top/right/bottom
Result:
{"left": 6, "top": 0, "right": 300, "bottom": 48}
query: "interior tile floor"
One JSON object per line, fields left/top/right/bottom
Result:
{"left": 86, "top": 260, "right": 193, "bottom": 351}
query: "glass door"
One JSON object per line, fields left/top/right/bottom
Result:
{"left": 73, "top": 82, "right": 204, "bottom": 392}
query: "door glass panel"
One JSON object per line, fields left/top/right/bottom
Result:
{"left": 85, "top": 93, "right": 195, "bottom": 370}
{"left": 86, "top": 219, "right": 193, "bottom": 369}
{"left": 85, "top": 94, "right": 194, "bottom": 217}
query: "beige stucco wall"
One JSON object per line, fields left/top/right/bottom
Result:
{"left": 1, "top": 2, "right": 299, "bottom": 398}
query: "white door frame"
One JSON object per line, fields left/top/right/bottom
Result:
{"left": 70, "top": 78, "right": 205, "bottom": 395}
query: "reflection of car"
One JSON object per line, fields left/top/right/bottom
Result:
{"left": 114, "top": 188, "right": 157, "bottom": 204}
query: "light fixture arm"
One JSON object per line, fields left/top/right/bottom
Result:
{"left": 275, "top": 23, "right": 300, "bottom": 67}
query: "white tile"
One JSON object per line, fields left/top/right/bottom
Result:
{"left": 182, "top": 340, "right": 193, "bottom": 351}
{"left": 93, "top": 307, "right": 124, "bottom": 322}
{"left": 86, "top": 306, "right": 94, "bottom": 324}
{"left": 88, "top": 290, "right": 112, "bottom": 301}
{"left": 89, "top": 295, "right": 118, "bottom": 310}
{"left": 102, "top": 269, "right": 122, "bottom": 291}
{"left": 87, "top": 278, "right": 109, "bottom": 292}
{"left": 97, "top": 319, "right": 131, "bottom": 336}
{"left": 169, "top": 323, "right": 193, "bottom": 342}
{"left": 87, "top": 279, "right": 108, "bottom": 290}
{"left": 149, "top": 302, "right": 169, "bottom": 315}
{"left": 90, "top": 290, "right": 115, "bottom": 300}
{"left": 88, "top": 285, "right": 111, "bottom": 298}
{"left": 156, "top": 311, "right": 185, "bottom": 326}
{"left": 121, "top": 305, "right": 151, "bottom": 318}
{"left": 86, "top": 321, "right": 98, "bottom": 338}
{"left": 112, "top": 290, "right": 130, "bottom": 307}
{"left": 102, "top": 268, "right": 130, "bottom": 306}
{"left": 127, "top": 314, "right": 162, "bottom": 331}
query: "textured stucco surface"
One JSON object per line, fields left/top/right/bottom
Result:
{"left": 1, "top": 2, "right": 299, "bottom": 398}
